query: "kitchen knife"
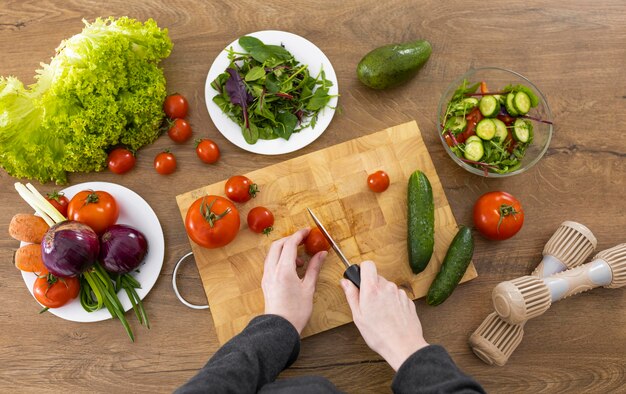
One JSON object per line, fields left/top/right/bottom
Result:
{"left": 307, "top": 208, "right": 361, "bottom": 288}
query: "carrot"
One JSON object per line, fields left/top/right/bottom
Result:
{"left": 15, "top": 244, "right": 45, "bottom": 273}
{"left": 8, "top": 214, "right": 50, "bottom": 244}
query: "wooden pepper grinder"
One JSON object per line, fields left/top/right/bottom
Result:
{"left": 468, "top": 221, "right": 597, "bottom": 366}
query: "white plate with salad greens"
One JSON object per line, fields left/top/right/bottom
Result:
{"left": 205, "top": 30, "right": 339, "bottom": 155}
{"left": 20, "top": 182, "right": 164, "bottom": 323}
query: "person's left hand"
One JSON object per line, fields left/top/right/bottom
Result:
{"left": 262, "top": 228, "right": 327, "bottom": 334}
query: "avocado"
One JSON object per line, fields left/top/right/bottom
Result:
{"left": 357, "top": 39, "right": 432, "bottom": 90}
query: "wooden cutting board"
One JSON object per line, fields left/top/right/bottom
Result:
{"left": 176, "top": 121, "right": 477, "bottom": 345}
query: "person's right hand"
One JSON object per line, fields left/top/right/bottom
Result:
{"left": 341, "top": 261, "right": 429, "bottom": 371}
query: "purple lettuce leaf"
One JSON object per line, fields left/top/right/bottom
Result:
{"left": 225, "top": 68, "right": 253, "bottom": 128}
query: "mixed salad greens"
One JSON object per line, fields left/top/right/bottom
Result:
{"left": 440, "top": 79, "right": 551, "bottom": 174}
{"left": 211, "top": 36, "right": 335, "bottom": 145}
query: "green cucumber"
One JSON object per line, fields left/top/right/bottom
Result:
{"left": 492, "top": 118, "right": 508, "bottom": 143}
{"left": 478, "top": 95, "right": 500, "bottom": 117}
{"left": 505, "top": 92, "right": 518, "bottom": 116}
{"left": 407, "top": 170, "right": 434, "bottom": 274}
{"left": 426, "top": 226, "right": 474, "bottom": 306}
{"left": 513, "top": 118, "right": 533, "bottom": 143}
{"left": 445, "top": 116, "right": 467, "bottom": 134}
{"left": 463, "top": 140, "right": 484, "bottom": 161}
{"left": 513, "top": 91, "right": 531, "bottom": 115}
{"left": 475, "top": 119, "right": 496, "bottom": 140}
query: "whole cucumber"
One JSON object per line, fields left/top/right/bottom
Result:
{"left": 407, "top": 170, "right": 434, "bottom": 274}
{"left": 427, "top": 226, "right": 475, "bottom": 306}
{"left": 357, "top": 39, "right": 432, "bottom": 90}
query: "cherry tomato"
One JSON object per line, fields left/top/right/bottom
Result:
{"left": 167, "top": 118, "right": 192, "bottom": 143}
{"left": 107, "top": 147, "right": 136, "bottom": 175}
{"left": 33, "top": 269, "right": 80, "bottom": 309}
{"left": 196, "top": 139, "right": 220, "bottom": 164}
{"left": 163, "top": 93, "right": 189, "bottom": 119}
{"left": 46, "top": 191, "right": 69, "bottom": 217}
{"left": 247, "top": 207, "right": 274, "bottom": 235}
{"left": 367, "top": 170, "right": 390, "bottom": 193}
{"left": 185, "top": 196, "right": 240, "bottom": 248}
{"left": 225, "top": 175, "right": 258, "bottom": 203}
{"left": 473, "top": 191, "right": 524, "bottom": 240}
{"left": 67, "top": 190, "right": 119, "bottom": 235}
{"left": 304, "top": 227, "right": 330, "bottom": 256}
{"left": 154, "top": 151, "right": 177, "bottom": 175}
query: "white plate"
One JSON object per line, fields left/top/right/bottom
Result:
{"left": 20, "top": 182, "right": 165, "bottom": 323}
{"left": 205, "top": 30, "right": 339, "bottom": 155}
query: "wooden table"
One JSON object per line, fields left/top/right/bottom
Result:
{"left": 1, "top": 1, "right": 624, "bottom": 392}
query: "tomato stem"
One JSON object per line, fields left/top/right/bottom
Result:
{"left": 262, "top": 226, "right": 274, "bottom": 236}
{"left": 200, "top": 197, "right": 231, "bottom": 228}
{"left": 85, "top": 192, "right": 100, "bottom": 205}
{"left": 497, "top": 204, "right": 521, "bottom": 234}
{"left": 248, "top": 183, "right": 259, "bottom": 198}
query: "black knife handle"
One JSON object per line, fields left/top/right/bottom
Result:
{"left": 343, "top": 264, "right": 361, "bottom": 289}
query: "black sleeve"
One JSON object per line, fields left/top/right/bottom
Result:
{"left": 175, "top": 314, "right": 301, "bottom": 394}
{"left": 392, "top": 345, "right": 485, "bottom": 394}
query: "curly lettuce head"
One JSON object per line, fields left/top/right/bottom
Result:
{"left": 0, "top": 17, "right": 172, "bottom": 184}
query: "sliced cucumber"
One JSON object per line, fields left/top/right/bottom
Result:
{"left": 513, "top": 91, "right": 531, "bottom": 115}
{"left": 466, "top": 135, "right": 482, "bottom": 144}
{"left": 505, "top": 92, "right": 518, "bottom": 116}
{"left": 492, "top": 118, "right": 508, "bottom": 143}
{"left": 475, "top": 119, "right": 496, "bottom": 140}
{"left": 464, "top": 140, "right": 484, "bottom": 161}
{"left": 513, "top": 118, "right": 533, "bottom": 143}
{"left": 478, "top": 95, "right": 501, "bottom": 117}
{"left": 445, "top": 116, "right": 467, "bottom": 134}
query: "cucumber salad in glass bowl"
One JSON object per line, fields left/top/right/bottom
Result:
{"left": 437, "top": 67, "right": 553, "bottom": 177}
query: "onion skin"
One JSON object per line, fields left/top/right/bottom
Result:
{"left": 41, "top": 221, "right": 99, "bottom": 277}
{"left": 100, "top": 224, "right": 148, "bottom": 274}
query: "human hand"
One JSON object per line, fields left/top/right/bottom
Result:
{"left": 262, "top": 228, "right": 328, "bottom": 334}
{"left": 341, "top": 261, "right": 429, "bottom": 371}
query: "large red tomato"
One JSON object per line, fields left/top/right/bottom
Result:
{"left": 473, "top": 191, "right": 524, "bottom": 240}
{"left": 67, "top": 190, "right": 119, "bottom": 235}
{"left": 185, "top": 196, "right": 240, "bottom": 248}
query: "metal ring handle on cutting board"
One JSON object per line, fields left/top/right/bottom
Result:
{"left": 172, "top": 251, "right": 209, "bottom": 310}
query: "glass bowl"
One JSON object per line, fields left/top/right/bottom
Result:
{"left": 437, "top": 67, "right": 553, "bottom": 177}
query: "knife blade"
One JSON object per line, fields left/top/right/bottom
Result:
{"left": 307, "top": 208, "right": 361, "bottom": 288}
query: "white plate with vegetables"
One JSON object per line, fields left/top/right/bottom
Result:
{"left": 20, "top": 182, "right": 164, "bottom": 323}
{"left": 205, "top": 30, "right": 339, "bottom": 155}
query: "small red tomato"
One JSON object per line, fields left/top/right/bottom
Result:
{"left": 304, "top": 227, "right": 331, "bottom": 256}
{"left": 163, "top": 93, "right": 189, "bottom": 119}
{"left": 107, "top": 147, "right": 136, "bottom": 175}
{"left": 33, "top": 269, "right": 80, "bottom": 309}
{"left": 154, "top": 151, "right": 177, "bottom": 175}
{"left": 247, "top": 206, "right": 274, "bottom": 235}
{"left": 196, "top": 139, "right": 220, "bottom": 164}
{"left": 167, "top": 118, "right": 192, "bottom": 143}
{"left": 367, "top": 170, "right": 390, "bottom": 193}
{"left": 473, "top": 191, "right": 524, "bottom": 240}
{"left": 225, "top": 175, "right": 258, "bottom": 203}
{"left": 46, "top": 191, "right": 69, "bottom": 217}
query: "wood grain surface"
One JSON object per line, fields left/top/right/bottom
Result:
{"left": 1, "top": 0, "right": 625, "bottom": 393}
{"left": 175, "top": 121, "right": 477, "bottom": 345}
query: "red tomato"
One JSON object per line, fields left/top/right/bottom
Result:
{"left": 163, "top": 93, "right": 189, "bottom": 119}
{"left": 247, "top": 207, "right": 274, "bottom": 235}
{"left": 458, "top": 108, "right": 482, "bottom": 143}
{"left": 33, "top": 270, "right": 80, "bottom": 309}
{"left": 304, "top": 227, "right": 330, "bottom": 256}
{"left": 367, "top": 170, "right": 390, "bottom": 193}
{"left": 107, "top": 147, "right": 136, "bottom": 174}
{"left": 225, "top": 175, "right": 258, "bottom": 203}
{"left": 444, "top": 134, "right": 455, "bottom": 147}
{"left": 46, "top": 191, "right": 69, "bottom": 217}
{"left": 185, "top": 196, "right": 240, "bottom": 248}
{"left": 67, "top": 190, "right": 119, "bottom": 235}
{"left": 196, "top": 139, "right": 220, "bottom": 164}
{"left": 154, "top": 151, "right": 177, "bottom": 175}
{"left": 473, "top": 191, "right": 524, "bottom": 240}
{"left": 167, "top": 118, "right": 192, "bottom": 143}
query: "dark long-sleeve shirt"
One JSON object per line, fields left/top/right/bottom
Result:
{"left": 176, "top": 315, "right": 485, "bottom": 394}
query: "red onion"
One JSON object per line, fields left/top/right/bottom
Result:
{"left": 41, "top": 221, "right": 99, "bottom": 277}
{"left": 100, "top": 224, "right": 148, "bottom": 274}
